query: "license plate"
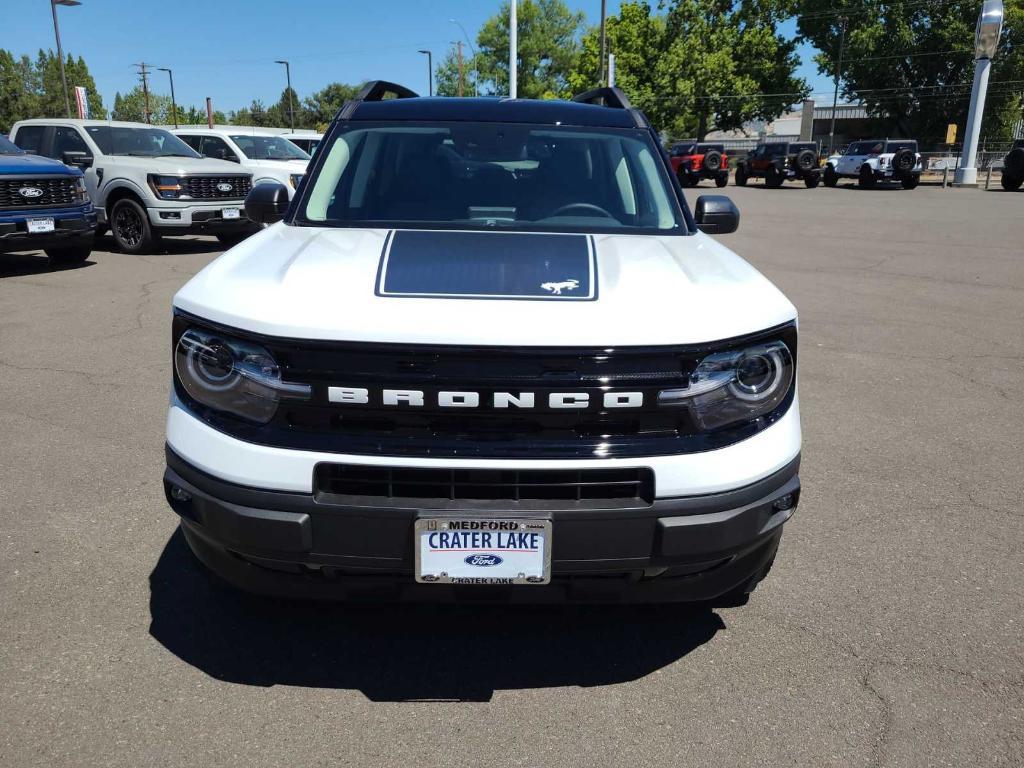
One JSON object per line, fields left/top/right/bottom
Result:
{"left": 415, "top": 518, "right": 551, "bottom": 585}
{"left": 27, "top": 218, "right": 55, "bottom": 234}
{"left": 222, "top": 207, "right": 241, "bottom": 220}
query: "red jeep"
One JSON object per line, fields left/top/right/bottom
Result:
{"left": 668, "top": 141, "right": 729, "bottom": 187}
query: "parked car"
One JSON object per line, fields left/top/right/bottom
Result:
{"left": 735, "top": 142, "right": 821, "bottom": 188}
{"left": 9, "top": 119, "right": 255, "bottom": 254}
{"left": 0, "top": 133, "right": 96, "bottom": 265}
{"left": 280, "top": 132, "right": 323, "bottom": 156}
{"left": 825, "top": 138, "right": 922, "bottom": 189}
{"left": 174, "top": 128, "right": 310, "bottom": 198}
{"left": 668, "top": 141, "right": 729, "bottom": 187}
{"left": 163, "top": 82, "right": 801, "bottom": 605}
{"left": 1000, "top": 139, "right": 1024, "bottom": 191}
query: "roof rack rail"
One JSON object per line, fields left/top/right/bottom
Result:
{"left": 571, "top": 87, "right": 633, "bottom": 110}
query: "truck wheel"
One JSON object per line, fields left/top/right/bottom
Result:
{"left": 858, "top": 165, "right": 876, "bottom": 189}
{"left": 702, "top": 150, "right": 723, "bottom": 173}
{"left": 824, "top": 166, "right": 838, "bottom": 187}
{"left": 792, "top": 149, "right": 817, "bottom": 173}
{"left": 735, "top": 165, "right": 748, "bottom": 186}
{"left": 714, "top": 172, "right": 729, "bottom": 188}
{"left": 804, "top": 172, "right": 820, "bottom": 189}
{"left": 44, "top": 244, "right": 92, "bottom": 265}
{"left": 765, "top": 166, "right": 784, "bottom": 188}
{"left": 1006, "top": 147, "right": 1024, "bottom": 175}
{"left": 891, "top": 149, "right": 916, "bottom": 174}
{"left": 110, "top": 198, "right": 157, "bottom": 254}
{"left": 216, "top": 232, "right": 250, "bottom": 247}
{"left": 676, "top": 169, "right": 695, "bottom": 187}
{"left": 1001, "top": 173, "right": 1023, "bottom": 191}
{"left": 901, "top": 174, "right": 920, "bottom": 190}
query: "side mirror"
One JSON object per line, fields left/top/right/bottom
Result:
{"left": 694, "top": 195, "right": 739, "bottom": 235}
{"left": 245, "top": 182, "right": 290, "bottom": 225}
{"left": 63, "top": 150, "right": 93, "bottom": 169}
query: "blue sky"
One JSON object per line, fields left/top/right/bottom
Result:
{"left": 5, "top": 0, "right": 830, "bottom": 114}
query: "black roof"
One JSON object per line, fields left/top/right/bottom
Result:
{"left": 348, "top": 96, "right": 641, "bottom": 129}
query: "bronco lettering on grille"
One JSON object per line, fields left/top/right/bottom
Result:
{"left": 326, "top": 387, "right": 644, "bottom": 409}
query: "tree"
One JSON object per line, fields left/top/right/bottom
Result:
{"left": 437, "top": 0, "right": 585, "bottom": 98}
{"left": 112, "top": 87, "right": 172, "bottom": 123}
{"left": 0, "top": 48, "right": 105, "bottom": 131}
{"left": 569, "top": 1, "right": 806, "bottom": 139}
{"left": 0, "top": 51, "right": 39, "bottom": 133}
{"left": 303, "top": 82, "right": 361, "bottom": 130}
{"left": 797, "top": 0, "right": 1024, "bottom": 145}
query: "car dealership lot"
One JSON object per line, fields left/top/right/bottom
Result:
{"left": 1, "top": 185, "right": 1021, "bottom": 767}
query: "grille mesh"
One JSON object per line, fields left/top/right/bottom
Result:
{"left": 180, "top": 175, "right": 252, "bottom": 200}
{"left": 0, "top": 177, "right": 79, "bottom": 209}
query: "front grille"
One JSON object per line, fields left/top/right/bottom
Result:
{"left": 315, "top": 465, "right": 654, "bottom": 506}
{"left": 180, "top": 175, "right": 252, "bottom": 200}
{"left": 0, "top": 176, "right": 79, "bottom": 209}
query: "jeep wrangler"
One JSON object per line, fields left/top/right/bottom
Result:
{"left": 668, "top": 141, "right": 729, "bottom": 187}
{"left": 164, "top": 83, "right": 801, "bottom": 604}
{"left": 1000, "top": 139, "right": 1024, "bottom": 191}
{"left": 735, "top": 141, "right": 821, "bottom": 188}
{"left": 825, "top": 139, "right": 922, "bottom": 189}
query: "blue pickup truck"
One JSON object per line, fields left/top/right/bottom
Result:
{"left": 1, "top": 133, "right": 96, "bottom": 265}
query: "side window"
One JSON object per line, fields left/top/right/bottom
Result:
{"left": 51, "top": 127, "right": 91, "bottom": 159}
{"left": 13, "top": 125, "right": 45, "bottom": 154}
{"left": 199, "top": 135, "right": 236, "bottom": 161}
{"left": 178, "top": 134, "right": 202, "bottom": 152}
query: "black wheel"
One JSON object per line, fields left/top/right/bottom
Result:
{"left": 216, "top": 232, "right": 250, "bottom": 247}
{"left": 791, "top": 149, "right": 817, "bottom": 173}
{"left": 1000, "top": 173, "right": 1023, "bottom": 191}
{"left": 1006, "top": 147, "right": 1024, "bottom": 175}
{"left": 765, "top": 166, "right": 784, "bottom": 188}
{"left": 110, "top": 198, "right": 157, "bottom": 254}
{"left": 702, "top": 150, "right": 723, "bottom": 173}
{"left": 858, "top": 165, "right": 876, "bottom": 189}
{"left": 891, "top": 148, "right": 916, "bottom": 174}
{"left": 735, "top": 165, "right": 748, "bottom": 186}
{"left": 900, "top": 174, "right": 920, "bottom": 190}
{"left": 44, "top": 243, "right": 92, "bottom": 265}
{"left": 714, "top": 172, "right": 729, "bottom": 188}
{"left": 804, "top": 172, "right": 820, "bottom": 189}
{"left": 676, "top": 169, "right": 695, "bottom": 187}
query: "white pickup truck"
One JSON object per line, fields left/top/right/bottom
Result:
{"left": 825, "top": 138, "right": 922, "bottom": 189}
{"left": 10, "top": 119, "right": 255, "bottom": 253}
{"left": 174, "top": 128, "right": 310, "bottom": 199}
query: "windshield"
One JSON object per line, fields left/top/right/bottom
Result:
{"left": 230, "top": 135, "right": 310, "bottom": 161}
{"left": 0, "top": 135, "right": 24, "bottom": 154}
{"left": 85, "top": 126, "right": 200, "bottom": 157}
{"left": 848, "top": 141, "right": 885, "bottom": 155}
{"left": 298, "top": 122, "right": 684, "bottom": 234}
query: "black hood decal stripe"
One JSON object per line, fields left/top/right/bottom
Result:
{"left": 376, "top": 230, "right": 597, "bottom": 301}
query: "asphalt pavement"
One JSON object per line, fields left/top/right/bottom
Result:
{"left": 1, "top": 183, "right": 1021, "bottom": 767}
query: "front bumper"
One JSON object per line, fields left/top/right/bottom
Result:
{"left": 146, "top": 202, "right": 253, "bottom": 234}
{"left": 164, "top": 447, "right": 800, "bottom": 603}
{"left": 0, "top": 208, "right": 97, "bottom": 253}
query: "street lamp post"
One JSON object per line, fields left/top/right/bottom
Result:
{"left": 954, "top": 0, "right": 1004, "bottom": 186}
{"left": 509, "top": 0, "right": 517, "bottom": 98}
{"left": 50, "top": 0, "right": 81, "bottom": 119}
{"left": 274, "top": 59, "right": 294, "bottom": 131}
{"left": 417, "top": 50, "right": 433, "bottom": 96}
{"left": 158, "top": 67, "right": 177, "bottom": 128}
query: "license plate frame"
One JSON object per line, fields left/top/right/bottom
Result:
{"left": 222, "top": 207, "right": 241, "bottom": 220}
{"left": 27, "top": 217, "right": 55, "bottom": 234}
{"left": 414, "top": 518, "right": 552, "bottom": 585}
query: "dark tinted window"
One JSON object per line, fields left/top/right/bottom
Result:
{"left": 848, "top": 140, "right": 884, "bottom": 155}
{"left": 52, "top": 126, "right": 91, "bottom": 159}
{"left": 177, "top": 134, "right": 203, "bottom": 152}
{"left": 886, "top": 140, "right": 917, "bottom": 153}
{"left": 698, "top": 143, "right": 725, "bottom": 153}
{"left": 670, "top": 142, "right": 697, "bottom": 156}
{"left": 198, "top": 135, "right": 237, "bottom": 161}
{"left": 788, "top": 143, "right": 817, "bottom": 153}
{"left": 13, "top": 125, "right": 45, "bottom": 154}
{"left": 765, "top": 144, "right": 787, "bottom": 156}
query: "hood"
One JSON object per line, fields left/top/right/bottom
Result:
{"left": 102, "top": 155, "right": 248, "bottom": 176}
{"left": 0, "top": 153, "right": 79, "bottom": 176}
{"left": 174, "top": 226, "right": 797, "bottom": 347}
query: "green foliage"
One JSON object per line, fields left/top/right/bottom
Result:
{"left": 112, "top": 87, "right": 174, "bottom": 123}
{"left": 303, "top": 82, "right": 360, "bottom": 128}
{"left": 570, "top": 1, "right": 806, "bottom": 138}
{"left": 0, "top": 48, "right": 106, "bottom": 132}
{"left": 797, "top": 0, "right": 1024, "bottom": 145}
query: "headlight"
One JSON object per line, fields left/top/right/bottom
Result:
{"left": 288, "top": 173, "right": 304, "bottom": 189}
{"left": 148, "top": 174, "right": 184, "bottom": 199}
{"left": 174, "top": 328, "right": 310, "bottom": 424}
{"left": 658, "top": 340, "right": 794, "bottom": 431}
{"left": 74, "top": 176, "right": 88, "bottom": 202}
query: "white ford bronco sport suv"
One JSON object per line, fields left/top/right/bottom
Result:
{"left": 164, "top": 82, "right": 801, "bottom": 604}
{"left": 173, "top": 127, "right": 310, "bottom": 198}
{"left": 825, "top": 138, "right": 922, "bottom": 189}
{"left": 10, "top": 119, "right": 255, "bottom": 253}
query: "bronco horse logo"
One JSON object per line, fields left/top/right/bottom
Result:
{"left": 540, "top": 278, "right": 580, "bottom": 295}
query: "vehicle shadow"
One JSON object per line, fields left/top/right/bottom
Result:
{"left": 148, "top": 529, "right": 724, "bottom": 702}
{"left": 0, "top": 251, "right": 94, "bottom": 278}
{"left": 98, "top": 233, "right": 231, "bottom": 256}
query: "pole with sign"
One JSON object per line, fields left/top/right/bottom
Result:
{"left": 954, "top": 0, "right": 1004, "bottom": 186}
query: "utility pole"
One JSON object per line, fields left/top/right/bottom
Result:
{"left": 828, "top": 16, "right": 847, "bottom": 155}
{"left": 455, "top": 41, "right": 464, "bottom": 97}
{"left": 418, "top": 49, "right": 433, "bottom": 96}
{"left": 158, "top": 67, "right": 177, "bottom": 128}
{"left": 598, "top": 0, "right": 607, "bottom": 87}
{"left": 135, "top": 62, "right": 152, "bottom": 124}
{"left": 274, "top": 60, "right": 294, "bottom": 131}
{"left": 509, "top": 0, "right": 518, "bottom": 98}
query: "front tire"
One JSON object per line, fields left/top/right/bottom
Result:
{"left": 1001, "top": 173, "right": 1023, "bottom": 191}
{"left": 858, "top": 165, "right": 876, "bottom": 189}
{"left": 765, "top": 166, "right": 784, "bottom": 188}
{"left": 804, "top": 172, "right": 820, "bottom": 189}
{"left": 735, "top": 165, "right": 748, "bottom": 186}
{"left": 110, "top": 198, "right": 157, "bottom": 254}
{"left": 714, "top": 172, "right": 729, "bottom": 188}
{"left": 824, "top": 166, "right": 838, "bottom": 187}
{"left": 900, "top": 174, "right": 920, "bottom": 190}
{"left": 44, "top": 243, "right": 92, "bottom": 266}
{"left": 216, "top": 232, "right": 250, "bottom": 247}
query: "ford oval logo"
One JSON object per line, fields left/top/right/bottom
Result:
{"left": 465, "top": 554, "right": 503, "bottom": 567}
{"left": 18, "top": 187, "right": 44, "bottom": 198}
{"left": 216, "top": 182, "right": 233, "bottom": 192}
